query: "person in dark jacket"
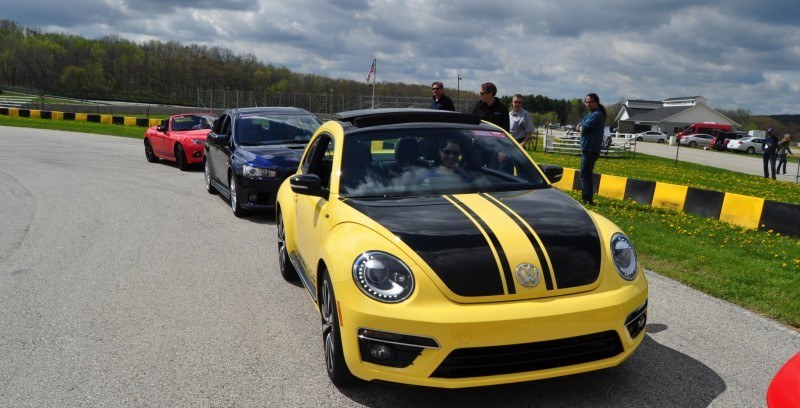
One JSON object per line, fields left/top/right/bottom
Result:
{"left": 471, "top": 82, "right": 509, "bottom": 131}
{"left": 576, "top": 92, "right": 606, "bottom": 205}
{"left": 763, "top": 129, "right": 779, "bottom": 179}
{"left": 430, "top": 81, "right": 455, "bottom": 111}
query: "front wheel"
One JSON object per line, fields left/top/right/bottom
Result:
{"left": 658, "top": 139, "right": 664, "bottom": 143}
{"left": 320, "top": 270, "right": 355, "bottom": 386}
{"left": 229, "top": 175, "right": 247, "bottom": 217}
{"left": 175, "top": 144, "right": 189, "bottom": 171}
{"left": 144, "top": 139, "right": 159, "bottom": 163}
{"left": 636, "top": 136, "right": 643, "bottom": 141}
{"left": 689, "top": 141, "right": 697, "bottom": 147}
{"left": 204, "top": 159, "right": 218, "bottom": 194}
{"left": 277, "top": 210, "right": 298, "bottom": 281}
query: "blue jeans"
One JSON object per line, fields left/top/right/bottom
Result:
{"left": 777, "top": 153, "right": 788, "bottom": 174}
{"left": 763, "top": 153, "right": 776, "bottom": 178}
{"left": 580, "top": 151, "right": 600, "bottom": 203}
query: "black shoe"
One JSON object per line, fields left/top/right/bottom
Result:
{"left": 582, "top": 200, "right": 594, "bottom": 206}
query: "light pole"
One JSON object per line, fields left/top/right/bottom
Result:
{"left": 329, "top": 89, "right": 334, "bottom": 115}
{"left": 456, "top": 74, "right": 462, "bottom": 112}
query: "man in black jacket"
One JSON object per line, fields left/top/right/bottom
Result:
{"left": 430, "top": 81, "right": 455, "bottom": 111}
{"left": 471, "top": 82, "right": 509, "bottom": 131}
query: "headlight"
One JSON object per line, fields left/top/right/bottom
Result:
{"left": 243, "top": 164, "right": 277, "bottom": 178}
{"left": 191, "top": 138, "right": 205, "bottom": 145}
{"left": 611, "top": 233, "right": 638, "bottom": 280}
{"left": 353, "top": 251, "right": 414, "bottom": 303}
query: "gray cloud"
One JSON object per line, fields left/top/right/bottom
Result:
{"left": 4, "top": 0, "right": 800, "bottom": 114}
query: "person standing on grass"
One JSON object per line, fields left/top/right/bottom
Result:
{"left": 509, "top": 94, "right": 535, "bottom": 148}
{"left": 576, "top": 92, "right": 606, "bottom": 205}
{"left": 763, "top": 128, "right": 779, "bottom": 179}
{"left": 777, "top": 134, "right": 793, "bottom": 175}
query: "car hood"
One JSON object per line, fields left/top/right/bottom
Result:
{"left": 343, "top": 188, "right": 602, "bottom": 303}
{"left": 236, "top": 144, "right": 306, "bottom": 168}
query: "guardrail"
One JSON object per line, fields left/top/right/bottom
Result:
{"left": 0, "top": 107, "right": 161, "bottom": 127}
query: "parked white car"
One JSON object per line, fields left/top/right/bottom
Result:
{"left": 727, "top": 137, "right": 764, "bottom": 154}
{"left": 633, "top": 131, "right": 668, "bottom": 143}
{"left": 678, "top": 133, "right": 713, "bottom": 148}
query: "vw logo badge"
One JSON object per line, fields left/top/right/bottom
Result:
{"left": 515, "top": 263, "right": 540, "bottom": 288}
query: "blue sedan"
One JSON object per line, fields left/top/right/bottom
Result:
{"left": 204, "top": 107, "right": 321, "bottom": 216}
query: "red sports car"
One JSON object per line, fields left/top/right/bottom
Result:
{"left": 767, "top": 352, "right": 800, "bottom": 408}
{"left": 144, "top": 113, "right": 217, "bottom": 170}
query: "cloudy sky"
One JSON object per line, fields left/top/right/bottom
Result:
{"left": 5, "top": 0, "right": 800, "bottom": 114}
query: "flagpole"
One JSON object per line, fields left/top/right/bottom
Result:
{"left": 371, "top": 59, "right": 376, "bottom": 109}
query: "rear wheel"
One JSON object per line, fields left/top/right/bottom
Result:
{"left": 320, "top": 270, "right": 355, "bottom": 386}
{"left": 175, "top": 144, "right": 189, "bottom": 171}
{"left": 746, "top": 147, "right": 755, "bottom": 154}
{"left": 636, "top": 136, "right": 643, "bottom": 141}
{"left": 689, "top": 141, "right": 697, "bottom": 147}
{"left": 144, "top": 139, "right": 159, "bottom": 163}
{"left": 277, "top": 210, "right": 298, "bottom": 281}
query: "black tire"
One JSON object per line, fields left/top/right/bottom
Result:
{"left": 175, "top": 144, "right": 189, "bottom": 171}
{"left": 204, "top": 159, "right": 218, "bottom": 194}
{"left": 636, "top": 136, "right": 643, "bottom": 141}
{"left": 229, "top": 174, "right": 247, "bottom": 217}
{"left": 658, "top": 139, "right": 664, "bottom": 143}
{"left": 689, "top": 141, "right": 697, "bottom": 147}
{"left": 746, "top": 147, "right": 755, "bottom": 154}
{"left": 320, "top": 270, "right": 355, "bottom": 386}
{"left": 277, "top": 210, "right": 298, "bottom": 281}
{"left": 144, "top": 139, "right": 159, "bottom": 163}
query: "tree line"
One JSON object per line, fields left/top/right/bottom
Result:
{"left": 3, "top": 19, "right": 789, "bottom": 134}
{"left": 0, "top": 20, "right": 586, "bottom": 123}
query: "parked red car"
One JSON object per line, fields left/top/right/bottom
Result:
{"left": 144, "top": 113, "right": 217, "bottom": 170}
{"left": 767, "top": 352, "right": 800, "bottom": 408}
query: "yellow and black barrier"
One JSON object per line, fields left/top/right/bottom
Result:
{"left": 0, "top": 107, "right": 160, "bottom": 127}
{"left": 553, "top": 168, "right": 800, "bottom": 237}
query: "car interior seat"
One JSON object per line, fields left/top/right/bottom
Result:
{"left": 341, "top": 142, "right": 382, "bottom": 193}
{"left": 389, "top": 137, "right": 430, "bottom": 177}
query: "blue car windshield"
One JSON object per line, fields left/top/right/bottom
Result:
{"left": 339, "top": 126, "right": 549, "bottom": 198}
{"left": 235, "top": 114, "right": 320, "bottom": 145}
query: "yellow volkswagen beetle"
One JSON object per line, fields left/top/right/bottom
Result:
{"left": 276, "top": 109, "right": 648, "bottom": 388}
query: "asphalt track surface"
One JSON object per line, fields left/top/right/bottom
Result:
{"left": 1, "top": 126, "right": 798, "bottom": 407}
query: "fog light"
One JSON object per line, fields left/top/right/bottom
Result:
{"left": 368, "top": 344, "right": 394, "bottom": 361}
{"left": 248, "top": 193, "right": 258, "bottom": 202}
{"left": 192, "top": 151, "right": 201, "bottom": 158}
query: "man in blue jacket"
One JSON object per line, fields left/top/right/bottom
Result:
{"left": 576, "top": 93, "right": 606, "bottom": 205}
{"left": 762, "top": 128, "right": 779, "bottom": 179}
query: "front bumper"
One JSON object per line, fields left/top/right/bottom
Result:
{"left": 235, "top": 176, "right": 285, "bottom": 209}
{"left": 335, "top": 279, "right": 648, "bottom": 388}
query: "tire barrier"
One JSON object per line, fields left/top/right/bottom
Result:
{"left": 1, "top": 108, "right": 158, "bottom": 127}
{"left": 553, "top": 168, "right": 800, "bottom": 237}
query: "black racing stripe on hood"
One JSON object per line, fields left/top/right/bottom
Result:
{"left": 488, "top": 189, "right": 601, "bottom": 288}
{"left": 448, "top": 196, "right": 515, "bottom": 295}
{"left": 482, "top": 193, "right": 554, "bottom": 291}
{"left": 345, "top": 196, "right": 505, "bottom": 297}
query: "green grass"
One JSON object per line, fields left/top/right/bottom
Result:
{"left": 2, "top": 115, "right": 800, "bottom": 328}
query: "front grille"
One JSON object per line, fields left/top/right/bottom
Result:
{"left": 431, "top": 330, "right": 623, "bottom": 378}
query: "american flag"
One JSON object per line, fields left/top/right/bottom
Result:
{"left": 365, "top": 59, "right": 376, "bottom": 84}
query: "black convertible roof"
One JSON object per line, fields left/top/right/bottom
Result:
{"left": 337, "top": 108, "right": 481, "bottom": 128}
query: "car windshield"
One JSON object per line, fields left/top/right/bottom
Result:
{"left": 235, "top": 114, "right": 320, "bottom": 145}
{"left": 339, "top": 126, "right": 549, "bottom": 198}
{"left": 172, "top": 114, "right": 216, "bottom": 131}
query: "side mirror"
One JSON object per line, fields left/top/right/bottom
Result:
{"left": 539, "top": 164, "right": 563, "bottom": 183}
{"left": 209, "top": 132, "right": 230, "bottom": 144}
{"left": 290, "top": 174, "right": 328, "bottom": 199}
